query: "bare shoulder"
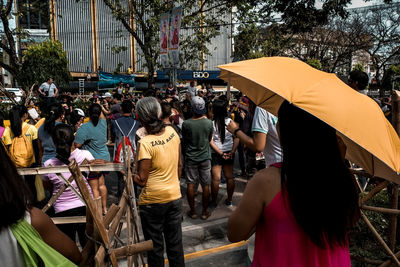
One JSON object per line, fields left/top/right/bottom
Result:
{"left": 249, "top": 167, "right": 282, "bottom": 206}
{"left": 30, "top": 207, "right": 51, "bottom": 231}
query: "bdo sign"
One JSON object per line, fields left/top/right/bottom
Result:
{"left": 193, "top": 71, "right": 210, "bottom": 79}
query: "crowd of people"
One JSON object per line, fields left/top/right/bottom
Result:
{"left": 0, "top": 70, "right": 391, "bottom": 266}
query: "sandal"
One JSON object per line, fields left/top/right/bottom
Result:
{"left": 201, "top": 211, "right": 211, "bottom": 220}
{"left": 187, "top": 211, "right": 197, "bottom": 219}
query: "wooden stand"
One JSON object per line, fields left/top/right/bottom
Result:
{"left": 18, "top": 150, "right": 153, "bottom": 266}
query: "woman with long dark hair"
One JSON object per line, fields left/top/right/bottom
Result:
{"left": 75, "top": 103, "right": 109, "bottom": 214}
{"left": 0, "top": 140, "right": 81, "bottom": 265}
{"left": 43, "top": 124, "right": 96, "bottom": 248}
{"left": 210, "top": 98, "right": 239, "bottom": 207}
{"left": 2, "top": 105, "right": 40, "bottom": 200}
{"left": 228, "top": 101, "right": 359, "bottom": 266}
{"left": 38, "top": 103, "right": 64, "bottom": 165}
{"left": 134, "top": 97, "right": 184, "bottom": 267}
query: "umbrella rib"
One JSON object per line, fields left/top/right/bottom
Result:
{"left": 258, "top": 93, "right": 277, "bottom": 107}
{"left": 372, "top": 155, "right": 375, "bottom": 177}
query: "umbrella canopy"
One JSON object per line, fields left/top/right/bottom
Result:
{"left": 218, "top": 57, "right": 400, "bottom": 183}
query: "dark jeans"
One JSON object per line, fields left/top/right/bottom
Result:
{"left": 140, "top": 198, "right": 184, "bottom": 267}
{"left": 54, "top": 206, "right": 87, "bottom": 247}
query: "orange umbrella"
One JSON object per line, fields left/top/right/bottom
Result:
{"left": 218, "top": 57, "right": 400, "bottom": 183}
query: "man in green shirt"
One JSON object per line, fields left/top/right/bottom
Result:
{"left": 182, "top": 96, "right": 213, "bottom": 220}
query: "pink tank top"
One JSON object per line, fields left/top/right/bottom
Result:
{"left": 251, "top": 190, "right": 351, "bottom": 267}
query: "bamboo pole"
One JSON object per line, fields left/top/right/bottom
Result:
{"left": 389, "top": 90, "right": 400, "bottom": 252}
{"left": 362, "top": 205, "right": 400, "bottom": 215}
{"left": 361, "top": 211, "right": 400, "bottom": 266}
{"left": 18, "top": 163, "right": 124, "bottom": 176}
{"left": 114, "top": 241, "right": 153, "bottom": 259}
{"left": 380, "top": 250, "right": 400, "bottom": 267}
{"left": 42, "top": 174, "right": 75, "bottom": 212}
{"left": 68, "top": 160, "right": 118, "bottom": 267}
{"left": 351, "top": 254, "right": 383, "bottom": 265}
{"left": 361, "top": 180, "right": 390, "bottom": 205}
{"left": 95, "top": 191, "right": 128, "bottom": 264}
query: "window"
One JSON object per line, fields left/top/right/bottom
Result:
{"left": 17, "top": 0, "right": 49, "bottom": 30}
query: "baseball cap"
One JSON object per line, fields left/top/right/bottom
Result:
{"left": 104, "top": 92, "right": 112, "bottom": 98}
{"left": 74, "top": 108, "right": 85, "bottom": 117}
{"left": 191, "top": 96, "right": 206, "bottom": 115}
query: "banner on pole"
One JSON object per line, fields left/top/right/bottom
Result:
{"left": 169, "top": 6, "right": 182, "bottom": 67}
{"left": 159, "top": 12, "right": 170, "bottom": 68}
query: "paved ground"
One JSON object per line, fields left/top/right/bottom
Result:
{"left": 104, "top": 148, "right": 253, "bottom": 266}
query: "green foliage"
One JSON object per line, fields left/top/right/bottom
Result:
{"left": 233, "top": 0, "right": 352, "bottom": 62}
{"left": 71, "top": 99, "right": 91, "bottom": 115}
{"left": 17, "top": 40, "right": 71, "bottom": 90}
{"left": 306, "top": 58, "right": 322, "bottom": 70}
{"left": 349, "top": 190, "right": 391, "bottom": 265}
{"left": 382, "top": 64, "right": 400, "bottom": 92}
{"left": 353, "top": 63, "right": 365, "bottom": 72}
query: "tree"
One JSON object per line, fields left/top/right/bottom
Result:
{"left": 306, "top": 58, "right": 322, "bottom": 70}
{"left": 351, "top": 3, "right": 400, "bottom": 85}
{"left": 233, "top": 0, "right": 355, "bottom": 61}
{"left": 99, "top": 0, "right": 240, "bottom": 84}
{"left": 287, "top": 15, "right": 371, "bottom": 76}
{"left": 17, "top": 40, "right": 71, "bottom": 89}
{"left": 381, "top": 64, "right": 400, "bottom": 91}
{"left": 0, "top": 0, "right": 21, "bottom": 79}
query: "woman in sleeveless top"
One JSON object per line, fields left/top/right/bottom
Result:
{"left": 228, "top": 101, "right": 359, "bottom": 267}
{"left": 0, "top": 140, "right": 81, "bottom": 265}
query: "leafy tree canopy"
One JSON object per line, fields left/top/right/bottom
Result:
{"left": 18, "top": 40, "right": 71, "bottom": 89}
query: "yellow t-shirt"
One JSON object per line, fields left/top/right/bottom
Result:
{"left": 2, "top": 122, "right": 38, "bottom": 146}
{"left": 138, "top": 126, "right": 181, "bottom": 205}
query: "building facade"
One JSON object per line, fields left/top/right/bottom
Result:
{"left": 50, "top": 0, "right": 233, "bottom": 79}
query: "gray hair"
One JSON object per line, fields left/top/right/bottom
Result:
{"left": 136, "top": 97, "right": 164, "bottom": 134}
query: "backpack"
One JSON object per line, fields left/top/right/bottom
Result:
{"left": 113, "top": 120, "right": 136, "bottom": 163}
{"left": 10, "top": 124, "right": 34, "bottom": 168}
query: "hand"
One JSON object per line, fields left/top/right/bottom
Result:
{"left": 240, "top": 110, "right": 246, "bottom": 120}
{"left": 227, "top": 120, "right": 239, "bottom": 134}
{"left": 222, "top": 152, "right": 232, "bottom": 160}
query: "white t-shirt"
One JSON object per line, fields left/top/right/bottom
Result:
{"left": 0, "top": 212, "right": 31, "bottom": 267}
{"left": 251, "top": 107, "right": 282, "bottom": 167}
{"left": 212, "top": 118, "right": 234, "bottom": 152}
{"left": 188, "top": 86, "right": 197, "bottom": 97}
{"left": 39, "top": 82, "right": 57, "bottom": 97}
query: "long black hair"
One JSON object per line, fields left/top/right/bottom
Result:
{"left": 0, "top": 142, "right": 33, "bottom": 230}
{"left": 278, "top": 100, "right": 359, "bottom": 248}
{"left": 9, "top": 105, "right": 28, "bottom": 137}
{"left": 0, "top": 110, "right": 4, "bottom": 127}
{"left": 89, "top": 103, "right": 102, "bottom": 127}
{"left": 44, "top": 103, "right": 64, "bottom": 134}
{"left": 52, "top": 124, "right": 75, "bottom": 165}
{"left": 212, "top": 98, "right": 228, "bottom": 144}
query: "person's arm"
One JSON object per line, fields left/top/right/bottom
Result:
{"left": 210, "top": 139, "right": 223, "bottom": 156}
{"left": 230, "top": 137, "right": 240, "bottom": 155}
{"left": 227, "top": 168, "right": 279, "bottom": 242}
{"left": 32, "top": 139, "right": 40, "bottom": 166}
{"left": 133, "top": 159, "right": 151, "bottom": 187}
{"left": 37, "top": 138, "right": 43, "bottom": 164}
{"left": 38, "top": 84, "right": 45, "bottom": 96}
{"left": 30, "top": 207, "right": 82, "bottom": 264}
{"left": 227, "top": 120, "right": 266, "bottom": 152}
{"left": 178, "top": 143, "right": 183, "bottom": 179}
{"left": 74, "top": 126, "right": 85, "bottom": 149}
{"left": 53, "top": 86, "right": 58, "bottom": 97}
